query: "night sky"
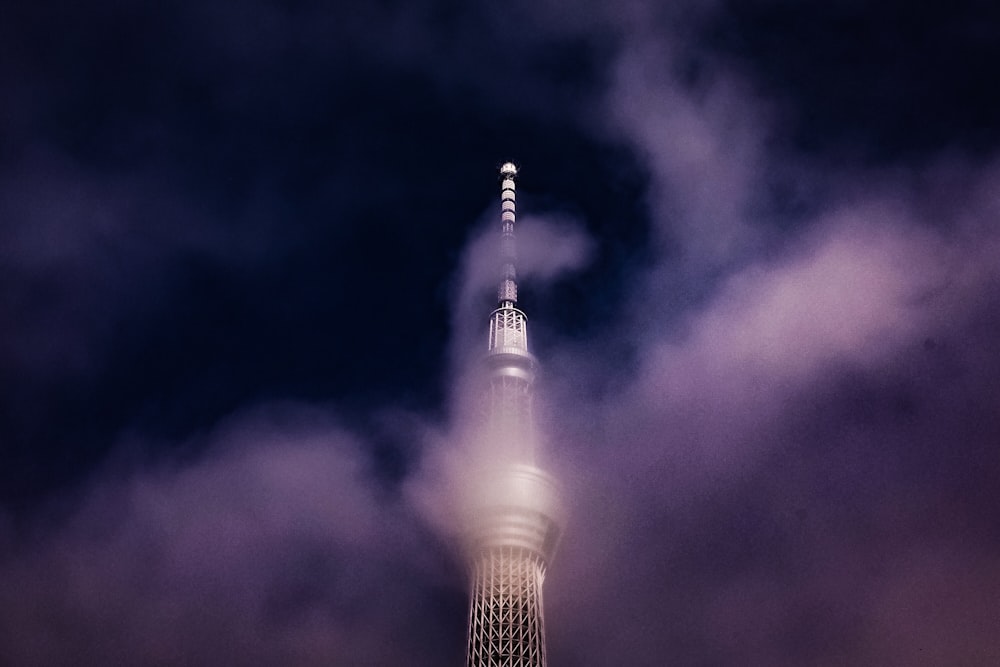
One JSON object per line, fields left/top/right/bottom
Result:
{"left": 3, "top": 1, "right": 1000, "bottom": 664}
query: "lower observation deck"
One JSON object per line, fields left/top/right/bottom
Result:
{"left": 465, "top": 464, "right": 562, "bottom": 564}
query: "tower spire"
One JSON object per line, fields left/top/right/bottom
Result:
{"left": 498, "top": 161, "right": 519, "bottom": 307}
{"left": 465, "top": 163, "right": 562, "bottom": 667}
{"left": 486, "top": 162, "right": 536, "bottom": 460}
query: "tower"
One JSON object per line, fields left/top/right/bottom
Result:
{"left": 465, "top": 163, "right": 562, "bottom": 667}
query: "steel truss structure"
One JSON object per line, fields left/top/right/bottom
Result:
{"left": 468, "top": 547, "right": 548, "bottom": 667}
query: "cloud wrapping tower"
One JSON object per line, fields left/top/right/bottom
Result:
{"left": 465, "top": 163, "right": 562, "bottom": 667}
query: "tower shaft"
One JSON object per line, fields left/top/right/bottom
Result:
{"left": 468, "top": 547, "right": 548, "bottom": 667}
{"left": 466, "top": 163, "right": 561, "bottom": 667}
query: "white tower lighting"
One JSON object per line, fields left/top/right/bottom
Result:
{"left": 465, "top": 162, "right": 563, "bottom": 667}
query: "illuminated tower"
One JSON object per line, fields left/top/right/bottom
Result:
{"left": 465, "top": 163, "right": 562, "bottom": 667}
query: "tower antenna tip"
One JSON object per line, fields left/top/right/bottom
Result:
{"left": 500, "top": 162, "right": 518, "bottom": 177}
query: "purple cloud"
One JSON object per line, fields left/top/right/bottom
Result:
{"left": 0, "top": 406, "right": 461, "bottom": 665}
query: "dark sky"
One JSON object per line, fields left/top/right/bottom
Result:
{"left": 3, "top": 1, "right": 1000, "bottom": 665}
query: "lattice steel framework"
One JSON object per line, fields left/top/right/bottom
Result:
{"left": 489, "top": 306, "right": 528, "bottom": 351}
{"left": 468, "top": 547, "right": 548, "bottom": 667}
{"left": 466, "top": 163, "right": 562, "bottom": 667}
{"left": 486, "top": 305, "right": 534, "bottom": 456}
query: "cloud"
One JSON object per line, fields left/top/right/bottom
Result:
{"left": 4, "top": 2, "right": 1000, "bottom": 665}
{"left": 609, "top": 38, "right": 770, "bottom": 268}
{"left": 523, "top": 7, "right": 1000, "bottom": 664}
{"left": 0, "top": 405, "right": 462, "bottom": 666}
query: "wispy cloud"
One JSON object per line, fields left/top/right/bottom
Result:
{"left": 3, "top": 1, "right": 1000, "bottom": 665}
